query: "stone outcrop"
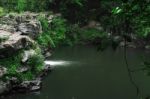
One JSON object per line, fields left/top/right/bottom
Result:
{"left": 0, "top": 12, "right": 53, "bottom": 96}
{"left": 18, "top": 20, "right": 42, "bottom": 38}
{"left": 0, "top": 30, "right": 34, "bottom": 58}
{"left": 0, "top": 12, "right": 44, "bottom": 39}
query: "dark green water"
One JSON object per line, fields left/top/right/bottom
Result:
{"left": 3, "top": 46, "right": 150, "bottom": 99}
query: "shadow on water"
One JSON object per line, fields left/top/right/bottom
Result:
{"left": 3, "top": 45, "right": 150, "bottom": 99}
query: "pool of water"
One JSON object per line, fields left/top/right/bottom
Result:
{"left": 3, "top": 45, "right": 150, "bottom": 99}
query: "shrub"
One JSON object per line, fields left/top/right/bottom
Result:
{"left": 37, "top": 15, "right": 67, "bottom": 48}
{"left": 27, "top": 53, "right": 44, "bottom": 74}
{"left": 0, "top": 7, "right": 4, "bottom": 16}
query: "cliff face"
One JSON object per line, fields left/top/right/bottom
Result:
{"left": 0, "top": 12, "right": 53, "bottom": 95}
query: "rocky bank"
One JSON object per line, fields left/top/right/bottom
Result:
{"left": 0, "top": 12, "right": 54, "bottom": 96}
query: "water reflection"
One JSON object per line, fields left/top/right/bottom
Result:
{"left": 3, "top": 46, "right": 150, "bottom": 99}
{"left": 44, "top": 60, "right": 77, "bottom": 67}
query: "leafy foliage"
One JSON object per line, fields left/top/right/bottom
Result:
{"left": 27, "top": 49, "right": 44, "bottom": 74}
{"left": 0, "top": 7, "right": 4, "bottom": 16}
{"left": 16, "top": 0, "right": 26, "bottom": 12}
{"left": 0, "top": 48, "right": 44, "bottom": 81}
{"left": 37, "top": 15, "right": 66, "bottom": 48}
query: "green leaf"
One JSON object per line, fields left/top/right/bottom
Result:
{"left": 112, "top": 7, "right": 122, "bottom": 14}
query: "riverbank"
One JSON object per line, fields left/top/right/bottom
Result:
{"left": 0, "top": 11, "right": 149, "bottom": 97}
{"left": 2, "top": 45, "right": 150, "bottom": 99}
{"left": 0, "top": 12, "right": 55, "bottom": 96}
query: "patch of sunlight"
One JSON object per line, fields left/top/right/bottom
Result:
{"left": 44, "top": 60, "right": 75, "bottom": 67}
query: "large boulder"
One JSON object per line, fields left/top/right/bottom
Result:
{"left": 0, "top": 12, "right": 43, "bottom": 39}
{"left": 18, "top": 20, "right": 42, "bottom": 38}
{"left": 0, "top": 30, "right": 34, "bottom": 58}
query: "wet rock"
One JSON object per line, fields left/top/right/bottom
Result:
{"left": 19, "top": 79, "right": 42, "bottom": 91}
{"left": 30, "top": 85, "right": 41, "bottom": 91}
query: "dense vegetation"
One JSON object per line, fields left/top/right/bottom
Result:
{"left": 0, "top": 0, "right": 150, "bottom": 98}
{"left": 0, "top": 0, "right": 149, "bottom": 74}
{"left": 0, "top": 0, "right": 149, "bottom": 48}
{"left": 1, "top": 0, "right": 149, "bottom": 48}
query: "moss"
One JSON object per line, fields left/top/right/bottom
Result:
{"left": 19, "top": 71, "right": 34, "bottom": 80}
{"left": 0, "top": 50, "right": 22, "bottom": 71}
{"left": 0, "top": 50, "right": 22, "bottom": 81}
{"left": 27, "top": 48, "right": 44, "bottom": 74}
{"left": 0, "top": 47, "right": 44, "bottom": 81}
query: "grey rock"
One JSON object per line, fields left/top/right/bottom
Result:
{"left": 21, "top": 49, "right": 36, "bottom": 63}
{"left": 0, "top": 30, "right": 34, "bottom": 58}
{"left": 45, "top": 52, "right": 52, "bottom": 58}
{"left": 30, "top": 86, "right": 41, "bottom": 91}
{"left": 18, "top": 20, "right": 42, "bottom": 38}
{"left": 19, "top": 79, "right": 42, "bottom": 91}
{"left": 0, "top": 24, "right": 16, "bottom": 33}
{"left": 0, "top": 66, "right": 7, "bottom": 78}
{"left": 17, "top": 66, "right": 30, "bottom": 73}
{"left": 0, "top": 81, "right": 10, "bottom": 94}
